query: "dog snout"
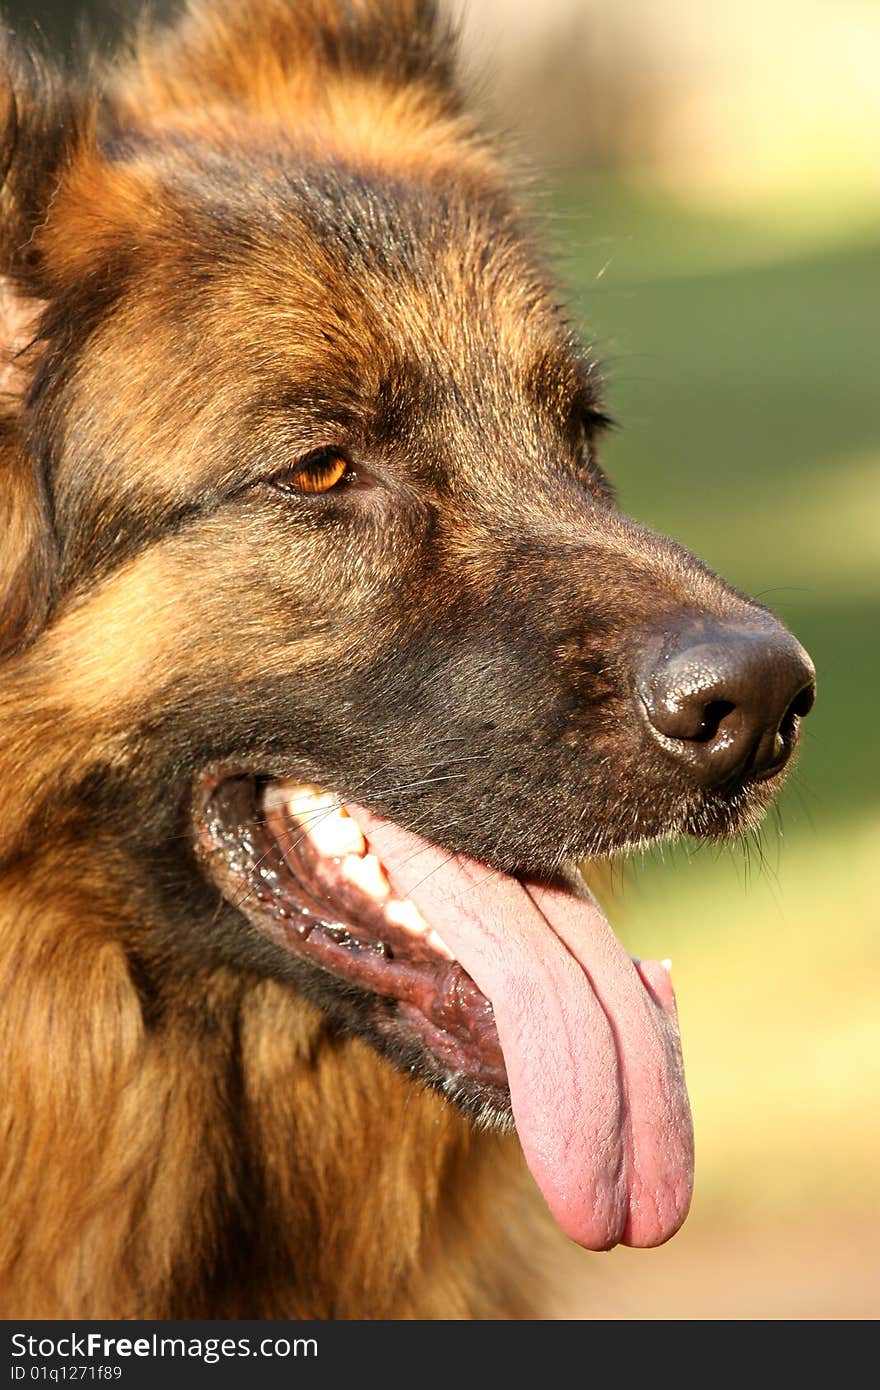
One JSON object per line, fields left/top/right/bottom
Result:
{"left": 637, "top": 619, "right": 816, "bottom": 788}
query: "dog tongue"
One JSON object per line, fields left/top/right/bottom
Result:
{"left": 348, "top": 806, "right": 694, "bottom": 1251}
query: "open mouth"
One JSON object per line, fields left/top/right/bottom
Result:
{"left": 195, "top": 772, "right": 695, "bottom": 1252}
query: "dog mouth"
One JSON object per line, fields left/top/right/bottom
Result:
{"left": 195, "top": 772, "right": 694, "bottom": 1253}
{"left": 197, "top": 775, "right": 507, "bottom": 1091}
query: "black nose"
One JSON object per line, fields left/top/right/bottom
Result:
{"left": 638, "top": 619, "right": 816, "bottom": 788}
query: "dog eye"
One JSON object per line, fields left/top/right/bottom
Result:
{"left": 272, "top": 450, "right": 352, "bottom": 495}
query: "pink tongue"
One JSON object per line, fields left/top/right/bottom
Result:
{"left": 348, "top": 806, "right": 694, "bottom": 1251}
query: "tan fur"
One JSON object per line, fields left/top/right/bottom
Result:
{"left": 0, "top": 850, "right": 540, "bottom": 1317}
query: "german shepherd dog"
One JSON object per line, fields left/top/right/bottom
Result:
{"left": 0, "top": 0, "right": 814, "bottom": 1318}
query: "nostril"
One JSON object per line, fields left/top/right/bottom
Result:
{"left": 770, "top": 680, "right": 816, "bottom": 760}
{"left": 693, "top": 699, "right": 735, "bottom": 744}
{"left": 788, "top": 682, "right": 816, "bottom": 720}
{"left": 777, "top": 682, "right": 816, "bottom": 741}
{"left": 778, "top": 706, "right": 796, "bottom": 744}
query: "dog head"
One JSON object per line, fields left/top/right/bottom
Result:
{"left": 0, "top": 0, "right": 813, "bottom": 1252}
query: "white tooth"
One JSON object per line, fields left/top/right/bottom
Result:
{"left": 661, "top": 958, "right": 673, "bottom": 975}
{"left": 385, "top": 899, "right": 429, "bottom": 935}
{"left": 278, "top": 787, "right": 365, "bottom": 857}
{"left": 305, "top": 810, "right": 365, "bottom": 859}
{"left": 341, "top": 853, "right": 390, "bottom": 901}
{"left": 287, "top": 787, "right": 336, "bottom": 821}
{"left": 425, "top": 929, "right": 455, "bottom": 962}
{"left": 384, "top": 899, "right": 454, "bottom": 960}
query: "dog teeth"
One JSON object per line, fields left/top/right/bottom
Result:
{"left": 385, "top": 898, "right": 429, "bottom": 934}
{"left": 265, "top": 783, "right": 455, "bottom": 962}
{"left": 341, "top": 853, "right": 390, "bottom": 901}
{"left": 285, "top": 786, "right": 336, "bottom": 819}
{"left": 661, "top": 958, "right": 673, "bottom": 975}
{"left": 424, "top": 929, "right": 455, "bottom": 962}
{"left": 273, "top": 784, "right": 367, "bottom": 858}
{"left": 384, "top": 899, "right": 455, "bottom": 961}
{"left": 300, "top": 807, "right": 365, "bottom": 858}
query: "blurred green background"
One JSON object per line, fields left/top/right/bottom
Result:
{"left": 5, "top": 0, "right": 877, "bottom": 1320}
{"left": 552, "top": 177, "right": 880, "bottom": 1318}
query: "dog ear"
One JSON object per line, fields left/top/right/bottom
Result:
{"left": 110, "top": 0, "right": 460, "bottom": 130}
{"left": 0, "top": 40, "right": 90, "bottom": 658}
{"left": 0, "top": 38, "right": 92, "bottom": 288}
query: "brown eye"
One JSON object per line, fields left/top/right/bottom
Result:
{"left": 274, "top": 450, "right": 351, "bottom": 495}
